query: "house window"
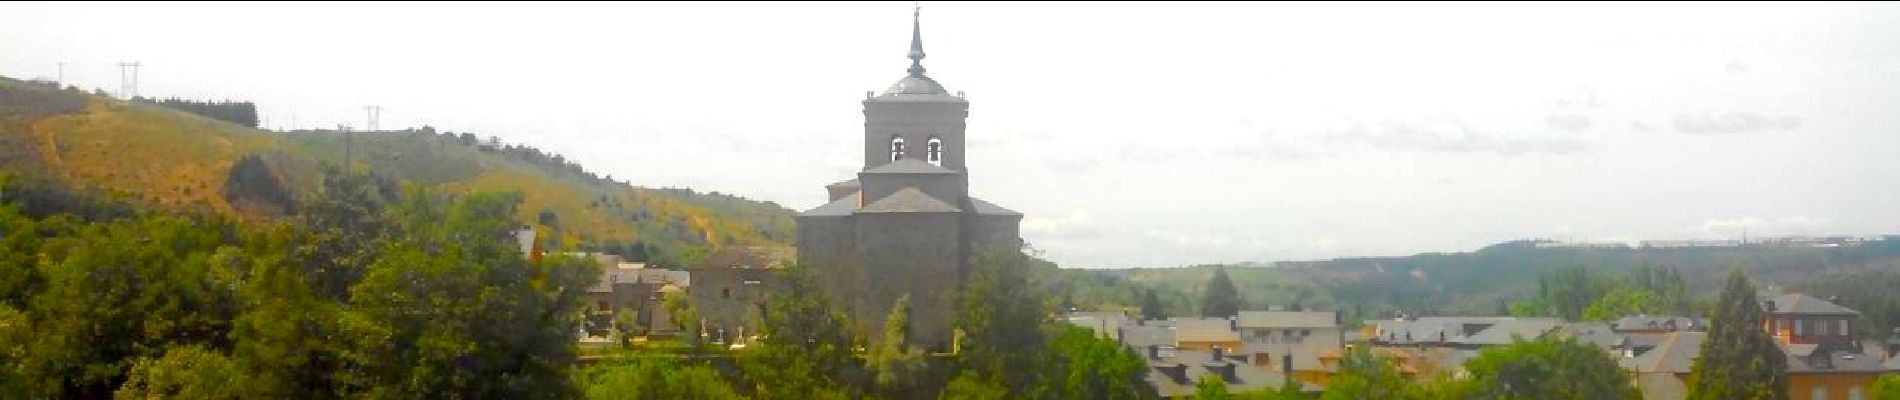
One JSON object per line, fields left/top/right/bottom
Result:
{"left": 1795, "top": 319, "right": 1805, "bottom": 336}
{"left": 598, "top": 301, "right": 609, "bottom": 311}
{"left": 722, "top": 288, "right": 731, "bottom": 299}
{"left": 889, "top": 136, "right": 906, "bottom": 161}
{"left": 926, "top": 137, "right": 943, "bottom": 166}
{"left": 1818, "top": 319, "right": 1831, "bottom": 336}
{"left": 1839, "top": 319, "right": 1849, "bottom": 336}
{"left": 1849, "top": 386, "right": 1864, "bottom": 400}
{"left": 1813, "top": 386, "right": 1828, "bottom": 400}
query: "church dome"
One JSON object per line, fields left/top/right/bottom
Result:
{"left": 884, "top": 75, "right": 949, "bottom": 95}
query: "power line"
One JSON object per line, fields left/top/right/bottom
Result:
{"left": 117, "top": 61, "right": 141, "bottom": 99}
{"left": 366, "top": 106, "right": 383, "bottom": 132}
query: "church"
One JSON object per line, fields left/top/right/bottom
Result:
{"left": 796, "top": 7, "right": 1023, "bottom": 350}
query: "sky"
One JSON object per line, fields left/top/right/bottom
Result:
{"left": 4, "top": 1, "right": 1899, "bottom": 269}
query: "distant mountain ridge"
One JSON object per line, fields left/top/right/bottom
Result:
{"left": 0, "top": 75, "right": 795, "bottom": 267}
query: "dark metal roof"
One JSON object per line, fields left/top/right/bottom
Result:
{"left": 858, "top": 187, "right": 960, "bottom": 213}
{"left": 799, "top": 194, "right": 859, "bottom": 217}
{"left": 862, "top": 159, "right": 959, "bottom": 175}
{"left": 1767, "top": 294, "right": 1860, "bottom": 315}
{"left": 969, "top": 197, "right": 1022, "bottom": 216}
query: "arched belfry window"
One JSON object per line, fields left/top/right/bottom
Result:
{"left": 926, "top": 137, "right": 943, "bottom": 166}
{"left": 889, "top": 136, "right": 907, "bottom": 161}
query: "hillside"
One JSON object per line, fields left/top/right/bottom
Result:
{"left": 0, "top": 76, "right": 795, "bottom": 266}
{"left": 1057, "top": 238, "right": 1900, "bottom": 333}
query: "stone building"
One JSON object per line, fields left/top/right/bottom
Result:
{"left": 795, "top": 8, "right": 1022, "bottom": 350}
{"left": 689, "top": 246, "right": 794, "bottom": 345}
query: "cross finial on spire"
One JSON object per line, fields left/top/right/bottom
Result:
{"left": 907, "top": 3, "right": 927, "bottom": 77}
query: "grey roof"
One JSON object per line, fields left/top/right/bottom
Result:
{"left": 1063, "top": 311, "right": 1132, "bottom": 341}
{"left": 1120, "top": 323, "right": 1177, "bottom": 349}
{"left": 1634, "top": 373, "right": 1687, "bottom": 400}
{"left": 858, "top": 187, "right": 960, "bottom": 213}
{"left": 1766, "top": 294, "right": 1859, "bottom": 315}
{"left": 1611, "top": 316, "right": 1708, "bottom": 332}
{"left": 1144, "top": 349, "right": 1316, "bottom": 398}
{"left": 1456, "top": 319, "right": 1562, "bottom": 346}
{"left": 1782, "top": 344, "right": 1889, "bottom": 373}
{"left": 862, "top": 159, "right": 959, "bottom": 175}
{"left": 1555, "top": 322, "right": 1619, "bottom": 349}
{"left": 588, "top": 266, "right": 644, "bottom": 293}
{"left": 882, "top": 75, "right": 950, "bottom": 96}
{"left": 799, "top": 194, "right": 860, "bottom": 217}
{"left": 1237, "top": 311, "right": 1337, "bottom": 329}
{"left": 1372, "top": 317, "right": 1559, "bottom": 346}
{"left": 1172, "top": 318, "right": 1239, "bottom": 344}
{"left": 1622, "top": 331, "right": 1704, "bottom": 373}
{"left": 825, "top": 178, "right": 860, "bottom": 189}
{"left": 969, "top": 197, "right": 1022, "bottom": 217}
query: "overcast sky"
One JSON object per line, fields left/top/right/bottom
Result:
{"left": 4, "top": 2, "right": 1899, "bottom": 268}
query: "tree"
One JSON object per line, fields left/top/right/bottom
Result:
{"left": 1581, "top": 288, "right": 1664, "bottom": 321}
{"left": 1321, "top": 347, "right": 1420, "bottom": 400}
{"left": 1685, "top": 267, "right": 1788, "bottom": 400}
{"left": 1141, "top": 289, "right": 1166, "bottom": 321}
{"left": 664, "top": 290, "right": 700, "bottom": 346}
{"left": 113, "top": 345, "right": 242, "bottom": 400}
{"left": 868, "top": 295, "right": 926, "bottom": 397}
{"left": 578, "top": 358, "right": 742, "bottom": 400}
{"left": 1870, "top": 375, "right": 1900, "bottom": 400}
{"left": 736, "top": 263, "right": 857, "bottom": 400}
{"left": 939, "top": 371, "right": 1010, "bottom": 400}
{"left": 1194, "top": 374, "right": 1230, "bottom": 400}
{"left": 1457, "top": 335, "right": 1640, "bottom": 400}
{"left": 1201, "top": 267, "right": 1242, "bottom": 318}
{"left": 956, "top": 246, "right": 1050, "bottom": 387}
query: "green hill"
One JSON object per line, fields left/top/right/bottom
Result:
{"left": 1057, "top": 238, "right": 1900, "bottom": 335}
{"left": 0, "top": 76, "right": 794, "bottom": 266}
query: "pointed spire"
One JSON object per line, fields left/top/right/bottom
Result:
{"left": 907, "top": 3, "right": 927, "bottom": 77}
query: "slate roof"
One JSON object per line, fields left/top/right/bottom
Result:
{"left": 1120, "top": 323, "right": 1177, "bottom": 349}
{"left": 1456, "top": 319, "right": 1562, "bottom": 346}
{"left": 1611, "top": 315, "right": 1708, "bottom": 332}
{"left": 1634, "top": 373, "right": 1687, "bottom": 400}
{"left": 1172, "top": 318, "right": 1240, "bottom": 344}
{"left": 858, "top": 187, "right": 961, "bottom": 213}
{"left": 862, "top": 159, "right": 959, "bottom": 175}
{"left": 1765, "top": 294, "right": 1859, "bottom": 315}
{"left": 1782, "top": 343, "right": 1889, "bottom": 373}
{"left": 1621, "top": 331, "right": 1704, "bottom": 373}
{"left": 694, "top": 246, "right": 794, "bottom": 270}
{"left": 969, "top": 197, "right": 1022, "bottom": 217}
{"left": 587, "top": 266, "right": 644, "bottom": 293}
{"left": 1237, "top": 311, "right": 1337, "bottom": 329}
{"left": 1144, "top": 349, "right": 1319, "bottom": 398}
{"left": 800, "top": 194, "right": 860, "bottom": 217}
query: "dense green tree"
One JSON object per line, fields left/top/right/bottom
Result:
{"left": 939, "top": 371, "right": 1010, "bottom": 400}
{"left": 1582, "top": 288, "right": 1664, "bottom": 321}
{"left": 1201, "top": 267, "right": 1242, "bottom": 318}
{"left": 1141, "top": 289, "right": 1167, "bottom": 321}
{"left": 1321, "top": 347, "right": 1420, "bottom": 400}
{"left": 1042, "top": 324, "right": 1152, "bottom": 400}
{"left": 1194, "top": 374, "right": 1230, "bottom": 400}
{"left": 1871, "top": 375, "right": 1900, "bottom": 400}
{"left": 869, "top": 294, "right": 927, "bottom": 397}
{"left": 333, "top": 189, "right": 596, "bottom": 399}
{"left": 1685, "top": 267, "right": 1788, "bottom": 400}
{"left": 736, "top": 263, "right": 857, "bottom": 400}
{"left": 577, "top": 358, "right": 742, "bottom": 400}
{"left": 957, "top": 247, "right": 1051, "bottom": 386}
{"left": 1456, "top": 335, "right": 1640, "bottom": 400}
{"left": 113, "top": 344, "right": 242, "bottom": 400}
